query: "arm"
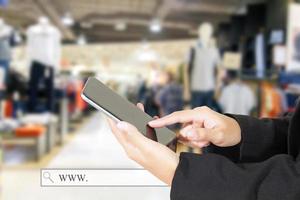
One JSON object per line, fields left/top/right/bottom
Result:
{"left": 171, "top": 152, "right": 300, "bottom": 200}
{"left": 227, "top": 114, "right": 290, "bottom": 162}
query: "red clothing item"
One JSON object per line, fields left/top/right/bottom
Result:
{"left": 15, "top": 125, "right": 45, "bottom": 137}
{"left": 4, "top": 100, "right": 13, "bottom": 118}
{"left": 260, "top": 83, "right": 282, "bottom": 118}
{"left": 76, "top": 81, "right": 87, "bottom": 111}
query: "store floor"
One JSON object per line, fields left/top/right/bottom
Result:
{"left": 2, "top": 113, "right": 170, "bottom": 200}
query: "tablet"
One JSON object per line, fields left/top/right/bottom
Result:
{"left": 81, "top": 77, "right": 176, "bottom": 146}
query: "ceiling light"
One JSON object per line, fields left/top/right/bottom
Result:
{"left": 62, "top": 13, "right": 74, "bottom": 27}
{"left": 77, "top": 35, "right": 87, "bottom": 45}
{"left": 114, "top": 22, "right": 127, "bottom": 31}
{"left": 150, "top": 19, "right": 162, "bottom": 33}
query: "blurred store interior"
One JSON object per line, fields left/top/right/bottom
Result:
{"left": 1, "top": 0, "right": 300, "bottom": 199}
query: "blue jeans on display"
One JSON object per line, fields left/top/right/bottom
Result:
{"left": 0, "top": 59, "right": 9, "bottom": 85}
{"left": 191, "top": 90, "right": 214, "bottom": 109}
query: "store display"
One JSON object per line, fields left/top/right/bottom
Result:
{"left": 222, "top": 52, "right": 242, "bottom": 70}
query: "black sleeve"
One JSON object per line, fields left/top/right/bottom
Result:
{"left": 171, "top": 153, "right": 300, "bottom": 200}
{"left": 226, "top": 114, "right": 290, "bottom": 162}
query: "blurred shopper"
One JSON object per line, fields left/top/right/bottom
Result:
{"left": 143, "top": 66, "right": 162, "bottom": 117}
{"left": 155, "top": 71, "right": 183, "bottom": 129}
{"left": 137, "top": 80, "right": 147, "bottom": 103}
{"left": 219, "top": 70, "right": 256, "bottom": 115}
{"left": 144, "top": 84, "right": 161, "bottom": 118}
{"left": 137, "top": 75, "right": 147, "bottom": 104}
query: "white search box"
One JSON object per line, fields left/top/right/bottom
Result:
{"left": 40, "top": 169, "right": 167, "bottom": 187}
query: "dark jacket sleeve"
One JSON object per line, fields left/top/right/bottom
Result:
{"left": 171, "top": 152, "right": 300, "bottom": 200}
{"left": 226, "top": 114, "right": 290, "bottom": 162}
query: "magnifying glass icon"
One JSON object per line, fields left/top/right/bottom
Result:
{"left": 43, "top": 172, "right": 54, "bottom": 183}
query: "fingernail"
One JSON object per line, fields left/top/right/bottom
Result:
{"left": 117, "top": 121, "right": 128, "bottom": 131}
{"left": 148, "top": 121, "right": 156, "bottom": 126}
{"left": 180, "top": 126, "right": 190, "bottom": 137}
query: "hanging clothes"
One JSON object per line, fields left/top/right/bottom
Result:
{"left": 0, "top": 28, "right": 12, "bottom": 60}
{"left": 26, "top": 23, "right": 61, "bottom": 70}
{"left": 260, "top": 83, "right": 282, "bottom": 118}
{"left": 219, "top": 81, "right": 256, "bottom": 115}
{"left": 3, "top": 99, "right": 13, "bottom": 118}
{"left": 66, "top": 79, "right": 87, "bottom": 114}
{"left": 0, "top": 24, "right": 13, "bottom": 85}
{"left": 28, "top": 61, "right": 54, "bottom": 112}
{"left": 75, "top": 80, "right": 86, "bottom": 112}
{"left": 277, "top": 88, "right": 288, "bottom": 114}
{"left": 255, "top": 33, "right": 266, "bottom": 78}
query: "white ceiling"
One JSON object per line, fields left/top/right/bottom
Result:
{"left": 0, "top": 0, "right": 267, "bottom": 42}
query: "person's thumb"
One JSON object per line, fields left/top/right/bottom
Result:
{"left": 116, "top": 121, "right": 136, "bottom": 134}
{"left": 194, "top": 128, "right": 225, "bottom": 147}
{"left": 180, "top": 125, "right": 209, "bottom": 141}
{"left": 181, "top": 126, "right": 224, "bottom": 146}
{"left": 116, "top": 121, "right": 147, "bottom": 147}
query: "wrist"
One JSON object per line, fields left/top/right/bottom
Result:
{"left": 230, "top": 117, "right": 242, "bottom": 144}
{"left": 223, "top": 114, "right": 242, "bottom": 146}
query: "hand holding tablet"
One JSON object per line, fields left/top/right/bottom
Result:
{"left": 81, "top": 77, "right": 176, "bottom": 146}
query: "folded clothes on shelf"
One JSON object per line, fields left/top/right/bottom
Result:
{"left": 0, "top": 118, "right": 20, "bottom": 132}
{"left": 20, "top": 113, "right": 58, "bottom": 125}
{"left": 15, "top": 125, "right": 46, "bottom": 137}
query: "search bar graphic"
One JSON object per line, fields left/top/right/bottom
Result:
{"left": 40, "top": 169, "right": 167, "bottom": 187}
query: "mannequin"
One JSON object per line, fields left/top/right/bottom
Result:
{"left": 26, "top": 16, "right": 61, "bottom": 69}
{"left": 26, "top": 16, "right": 62, "bottom": 112}
{"left": 0, "top": 18, "right": 13, "bottom": 89}
{"left": 186, "top": 22, "right": 221, "bottom": 109}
